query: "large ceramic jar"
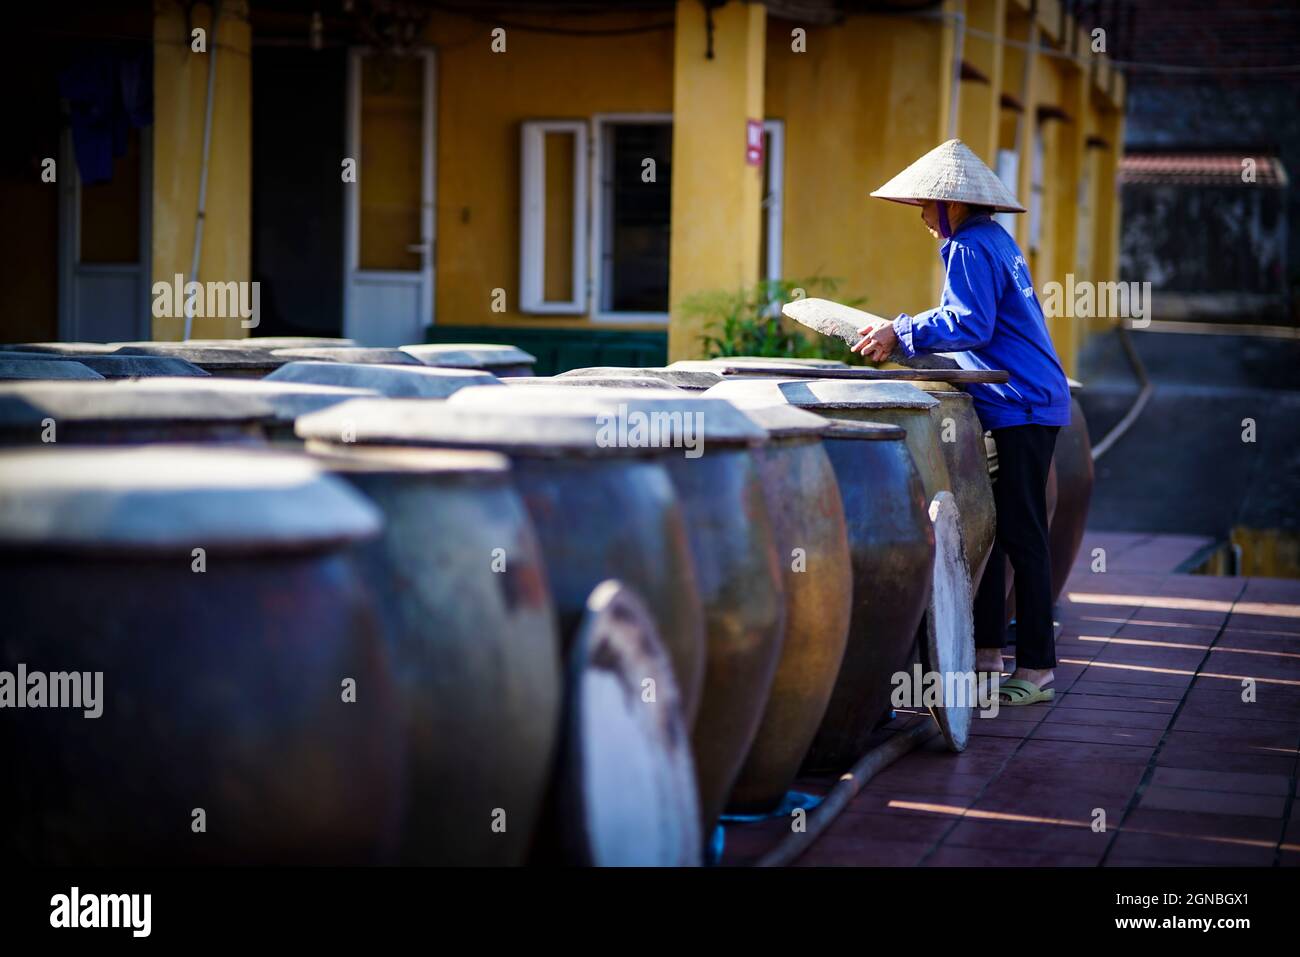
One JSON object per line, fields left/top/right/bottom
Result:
{"left": 705, "top": 379, "right": 936, "bottom": 771}
{"left": 724, "top": 404, "right": 853, "bottom": 813}
{"left": 0, "top": 446, "right": 402, "bottom": 865}
{"left": 1050, "top": 384, "right": 1094, "bottom": 602}
{"left": 445, "top": 385, "right": 786, "bottom": 834}
{"left": 295, "top": 395, "right": 707, "bottom": 719}
{"left": 309, "top": 445, "right": 562, "bottom": 865}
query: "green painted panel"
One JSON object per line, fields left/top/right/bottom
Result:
{"left": 425, "top": 326, "right": 668, "bottom": 376}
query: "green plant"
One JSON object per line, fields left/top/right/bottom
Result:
{"left": 686, "top": 277, "right": 866, "bottom": 362}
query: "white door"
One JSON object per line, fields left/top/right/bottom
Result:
{"left": 344, "top": 49, "right": 436, "bottom": 346}
{"left": 58, "top": 125, "right": 153, "bottom": 342}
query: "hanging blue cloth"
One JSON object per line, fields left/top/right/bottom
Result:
{"left": 58, "top": 51, "right": 153, "bottom": 185}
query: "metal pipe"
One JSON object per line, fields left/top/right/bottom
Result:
{"left": 755, "top": 719, "right": 939, "bottom": 867}
{"left": 1090, "top": 322, "right": 1152, "bottom": 461}
{"left": 185, "top": 0, "right": 223, "bottom": 340}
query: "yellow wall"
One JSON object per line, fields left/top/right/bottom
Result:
{"left": 426, "top": 9, "right": 674, "bottom": 332}
{"left": 958, "top": 0, "right": 1007, "bottom": 166}
{"left": 765, "top": 12, "right": 952, "bottom": 326}
{"left": 667, "top": 0, "right": 766, "bottom": 360}
{"left": 151, "top": 0, "right": 252, "bottom": 339}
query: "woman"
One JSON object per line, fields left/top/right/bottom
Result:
{"left": 853, "top": 139, "right": 1070, "bottom": 706}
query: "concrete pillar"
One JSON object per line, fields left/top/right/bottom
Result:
{"left": 667, "top": 0, "right": 766, "bottom": 361}
{"left": 151, "top": 0, "right": 252, "bottom": 339}
{"left": 1047, "top": 55, "right": 1088, "bottom": 376}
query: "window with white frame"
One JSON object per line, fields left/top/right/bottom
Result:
{"left": 519, "top": 121, "right": 587, "bottom": 313}
{"left": 519, "top": 115, "right": 785, "bottom": 320}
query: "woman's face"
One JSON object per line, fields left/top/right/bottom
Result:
{"left": 920, "top": 200, "right": 942, "bottom": 238}
{"left": 919, "top": 200, "right": 968, "bottom": 240}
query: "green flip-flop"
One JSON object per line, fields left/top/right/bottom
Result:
{"left": 997, "top": 678, "right": 1056, "bottom": 707}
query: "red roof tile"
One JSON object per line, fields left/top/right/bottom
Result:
{"left": 1121, "top": 152, "right": 1289, "bottom": 187}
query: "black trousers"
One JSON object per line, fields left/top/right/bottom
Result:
{"left": 974, "top": 424, "right": 1060, "bottom": 670}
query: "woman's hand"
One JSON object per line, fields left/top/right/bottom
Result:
{"left": 852, "top": 321, "right": 898, "bottom": 363}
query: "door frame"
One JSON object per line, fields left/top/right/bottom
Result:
{"left": 343, "top": 47, "right": 437, "bottom": 343}
{"left": 57, "top": 122, "right": 153, "bottom": 342}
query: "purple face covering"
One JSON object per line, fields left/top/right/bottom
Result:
{"left": 936, "top": 200, "right": 953, "bottom": 239}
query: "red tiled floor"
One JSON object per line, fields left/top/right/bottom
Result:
{"left": 1029, "top": 721, "right": 1166, "bottom": 748}
{"left": 923, "top": 846, "right": 1098, "bottom": 866}
{"left": 762, "top": 541, "right": 1300, "bottom": 869}
{"left": 1105, "top": 831, "right": 1276, "bottom": 866}
{"left": 942, "top": 819, "right": 1110, "bottom": 857}
{"left": 1053, "top": 692, "right": 1179, "bottom": 715}
{"left": 1137, "top": 785, "right": 1287, "bottom": 818}
{"left": 796, "top": 838, "right": 932, "bottom": 867}
{"left": 1148, "top": 766, "right": 1291, "bottom": 795}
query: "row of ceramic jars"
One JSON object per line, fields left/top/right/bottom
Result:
{"left": 0, "top": 351, "right": 1091, "bottom": 866}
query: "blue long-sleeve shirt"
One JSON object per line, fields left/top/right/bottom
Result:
{"left": 892, "top": 215, "right": 1071, "bottom": 431}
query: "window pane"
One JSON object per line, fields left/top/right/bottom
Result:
{"left": 603, "top": 123, "right": 671, "bottom": 312}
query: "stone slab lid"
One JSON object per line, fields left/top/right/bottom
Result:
{"left": 0, "top": 359, "right": 104, "bottom": 381}
{"left": 401, "top": 343, "right": 536, "bottom": 368}
{"left": 672, "top": 356, "right": 849, "bottom": 370}
{"left": 299, "top": 389, "right": 763, "bottom": 455}
{"left": 306, "top": 443, "right": 511, "bottom": 478}
{"left": 819, "top": 418, "right": 907, "bottom": 441}
{"left": 449, "top": 384, "right": 767, "bottom": 445}
{"left": 124, "top": 377, "right": 378, "bottom": 423}
{"left": 114, "top": 343, "right": 288, "bottom": 372}
{"left": 740, "top": 404, "right": 832, "bottom": 439}
{"left": 557, "top": 366, "right": 723, "bottom": 390}
{"left": 706, "top": 377, "right": 938, "bottom": 411}
{"left": 504, "top": 375, "right": 681, "bottom": 391}
{"left": 77, "top": 355, "right": 210, "bottom": 379}
{"left": 266, "top": 361, "right": 499, "bottom": 398}
{"left": 0, "top": 446, "right": 380, "bottom": 552}
{"left": 3, "top": 342, "right": 120, "bottom": 356}
{"left": 270, "top": 347, "right": 419, "bottom": 365}
{"left": 296, "top": 398, "right": 628, "bottom": 456}
{"left": 187, "top": 336, "right": 357, "bottom": 350}
{"left": 0, "top": 380, "right": 274, "bottom": 430}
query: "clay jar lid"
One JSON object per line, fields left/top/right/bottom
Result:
{"left": 267, "top": 361, "right": 500, "bottom": 398}
{"left": 298, "top": 389, "right": 764, "bottom": 456}
{"left": 739, "top": 404, "right": 834, "bottom": 439}
{"left": 673, "top": 356, "right": 849, "bottom": 370}
{"left": 113, "top": 343, "right": 288, "bottom": 373}
{"left": 0, "top": 380, "right": 274, "bottom": 434}
{"left": 0, "top": 446, "right": 380, "bottom": 553}
{"left": 450, "top": 384, "right": 768, "bottom": 446}
{"left": 3, "top": 342, "right": 120, "bottom": 356}
{"left": 557, "top": 366, "right": 724, "bottom": 391}
{"left": 504, "top": 375, "right": 681, "bottom": 391}
{"left": 0, "top": 359, "right": 104, "bottom": 381}
{"left": 79, "top": 355, "right": 209, "bottom": 379}
{"left": 306, "top": 443, "right": 511, "bottom": 479}
{"left": 187, "top": 336, "right": 358, "bottom": 350}
{"left": 707, "top": 378, "right": 938, "bottom": 411}
{"left": 401, "top": 343, "right": 536, "bottom": 369}
{"left": 123, "top": 377, "right": 378, "bottom": 425}
{"left": 270, "top": 347, "right": 420, "bottom": 365}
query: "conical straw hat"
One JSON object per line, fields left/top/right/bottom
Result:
{"left": 870, "top": 138, "right": 1026, "bottom": 213}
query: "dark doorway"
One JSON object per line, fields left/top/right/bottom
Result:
{"left": 251, "top": 46, "right": 346, "bottom": 337}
